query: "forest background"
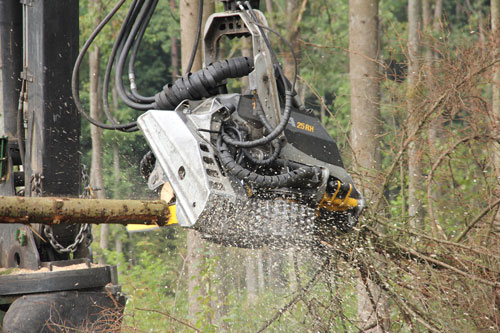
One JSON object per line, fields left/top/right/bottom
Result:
{"left": 78, "top": 0, "right": 500, "bottom": 331}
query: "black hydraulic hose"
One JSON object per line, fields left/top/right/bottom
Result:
{"left": 241, "top": 2, "right": 284, "bottom": 83}
{"left": 102, "top": 0, "right": 143, "bottom": 126}
{"left": 128, "top": 0, "right": 158, "bottom": 103}
{"left": 185, "top": 0, "right": 204, "bottom": 74}
{"left": 114, "top": 0, "right": 145, "bottom": 105}
{"left": 223, "top": 126, "right": 244, "bottom": 163}
{"left": 153, "top": 57, "right": 254, "bottom": 110}
{"left": 217, "top": 2, "right": 298, "bottom": 149}
{"left": 72, "top": 0, "right": 139, "bottom": 131}
{"left": 255, "top": 23, "right": 297, "bottom": 91}
{"left": 217, "top": 138, "right": 319, "bottom": 188}
{"left": 221, "top": 91, "right": 294, "bottom": 148}
{"left": 239, "top": 109, "right": 282, "bottom": 165}
{"left": 115, "top": 0, "right": 156, "bottom": 111}
{"left": 245, "top": 1, "right": 298, "bottom": 90}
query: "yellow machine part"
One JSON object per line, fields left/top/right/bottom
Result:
{"left": 126, "top": 204, "right": 177, "bottom": 232}
{"left": 126, "top": 182, "right": 178, "bottom": 232}
{"left": 318, "top": 182, "right": 358, "bottom": 212}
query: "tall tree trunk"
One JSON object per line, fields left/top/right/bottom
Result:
{"left": 239, "top": 37, "right": 258, "bottom": 303}
{"left": 283, "top": 0, "right": 302, "bottom": 81}
{"left": 89, "top": 1, "right": 105, "bottom": 201}
{"left": 89, "top": 0, "right": 108, "bottom": 254}
{"left": 115, "top": 235, "right": 123, "bottom": 268}
{"left": 241, "top": 37, "right": 252, "bottom": 92}
{"left": 209, "top": 244, "right": 228, "bottom": 326}
{"left": 427, "top": 0, "right": 443, "bottom": 151}
{"left": 282, "top": 2, "right": 305, "bottom": 294}
{"left": 491, "top": 0, "right": 500, "bottom": 244}
{"left": 423, "top": 0, "right": 433, "bottom": 144}
{"left": 265, "top": 0, "right": 273, "bottom": 13}
{"left": 407, "top": 0, "right": 424, "bottom": 231}
{"left": 287, "top": 250, "right": 297, "bottom": 291}
{"left": 283, "top": 0, "right": 308, "bottom": 102}
{"left": 422, "top": 0, "right": 432, "bottom": 75}
{"left": 349, "top": 1, "right": 388, "bottom": 332}
{"left": 170, "top": 0, "right": 179, "bottom": 79}
{"left": 111, "top": 82, "right": 120, "bottom": 199}
{"left": 423, "top": 0, "right": 437, "bottom": 235}
{"left": 245, "top": 249, "right": 257, "bottom": 301}
{"left": 493, "top": 0, "right": 500, "bottom": 121}
{"left": 257, "top": 249, "right": 265, "bottom": 292}
{"left": 349, "top": 0, "right": 381, "bottom": 196}
{"left": 433, "top": 0, "right": 443, "bottom": 33}
{"left": 180, "top": 0, "right": 214, "bottom": 322}
{"left": 112, "top": 140, "right": 120, "bottom": 198}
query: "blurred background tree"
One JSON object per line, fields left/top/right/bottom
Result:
{"left": 77, "top": 0, "right": 500, "bottom": 331}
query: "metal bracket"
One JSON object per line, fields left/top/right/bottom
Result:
{"left": 20, "top": 70, "right": 33, "bottom": 82}
{"left": 19, "top": 0, "right": 34, "bottom": 7}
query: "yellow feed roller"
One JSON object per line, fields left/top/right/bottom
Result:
{"left": 318, "top": 181, "right": 358, "bottom": 212}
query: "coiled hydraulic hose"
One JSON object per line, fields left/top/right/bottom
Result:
{"left": 217, "top": 138, "right": 320, "bottom": 188}
{"left": 153, "top": 56, "right": 254, "bottom": 110}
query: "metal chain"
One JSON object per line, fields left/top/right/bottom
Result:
{"left": 43, "top": 223, "right": 92, "bottom": 254}
{"left": 80, "top": 165, "right": 94, "bottom": 199}
{"left": 42, "top": 166, "right": 93, "bottom": 254}
{"left": 31, "top": 173, "right": 43, "bottom": 197}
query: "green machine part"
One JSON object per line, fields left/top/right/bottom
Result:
{"left": 0, "top": 137, "right": 7, "bottom": 182}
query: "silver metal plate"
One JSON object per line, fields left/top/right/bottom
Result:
{"left": 138, "top": 110, "right": 240, "bottom": 228}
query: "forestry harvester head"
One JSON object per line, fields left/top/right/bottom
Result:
{"left": 138, "top": 3, "right": 364, "bottom": 247}
{"left": 73, "top": 0, "right": 364, "bottom": 248}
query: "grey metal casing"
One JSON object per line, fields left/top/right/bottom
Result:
{"left": 138, "top": 100, "right": 245, "bottom": 228}
{"left": 203, "top": 10, "right": 282, "bottom": 128}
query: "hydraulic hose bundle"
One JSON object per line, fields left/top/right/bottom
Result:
{"left": 153, "top": 57, "right": 254, "bottom": 110}
{"left": 72, "top": 0, "right": 315, "bottom": 188}
{"left": 218, "top": 138, "right": 319, "bottom": 188}
{"left": 72, "top": 0, "right": 204, "bottom": 131}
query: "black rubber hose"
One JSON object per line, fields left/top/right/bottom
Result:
{"left": 72, "top": 0, "right": 139, "bottom": 131}
{"left": 218, "top": 138, "right": 319, "bottom": 188}
{"left": 221, "top": 91, "right": 293, "bottom": 148}
{"left": 128, "top": 0, "right": 158, "bottom": 103}
{"left": 214, "top": 3, "right": 297, "bottom": 149}
{"left": 115, "top": 0, "right": 156, "bottom": 111}
{"left": 242, "top": 100, "right": 281, "bottom": 165}
{"left": 246, "top": 1, "right": 298, "bottom": 90}
{"left": 223, "top": 126, "right": 244, "bottom": 163}
{"left": 102, "top": 0, "right": 143, "bottom": 126}
{"left": 153, "top": 56, "right": 254, "bottom": 110}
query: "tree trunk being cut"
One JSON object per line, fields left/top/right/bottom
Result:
{"left": 0, "top": 196, "right": 170, "bottom": 225}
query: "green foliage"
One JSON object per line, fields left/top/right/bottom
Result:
{"left": 78, "top": 1, "right": 500, "bottom": 332}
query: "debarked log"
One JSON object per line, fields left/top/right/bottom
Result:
{"left": 0, "top": 196, "right": 170, "bottom": 226}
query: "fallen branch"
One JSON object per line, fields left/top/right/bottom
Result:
{"left": 365, "top": 226, "right": 500, "bottom": 288}
{"left": 426, "top": 134, "right": 482, "bottom": 239}
{"left": 134, "top": 307, "right": 200, "bottom": 332}
{"left": 257, "top": 258, "right": 329, "bottom": 332}
{"left": 372, "top": 58, "right": 500, "bottom": 212}
{"left": 455, "top": 197, "right": 500, "bottom": 243}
